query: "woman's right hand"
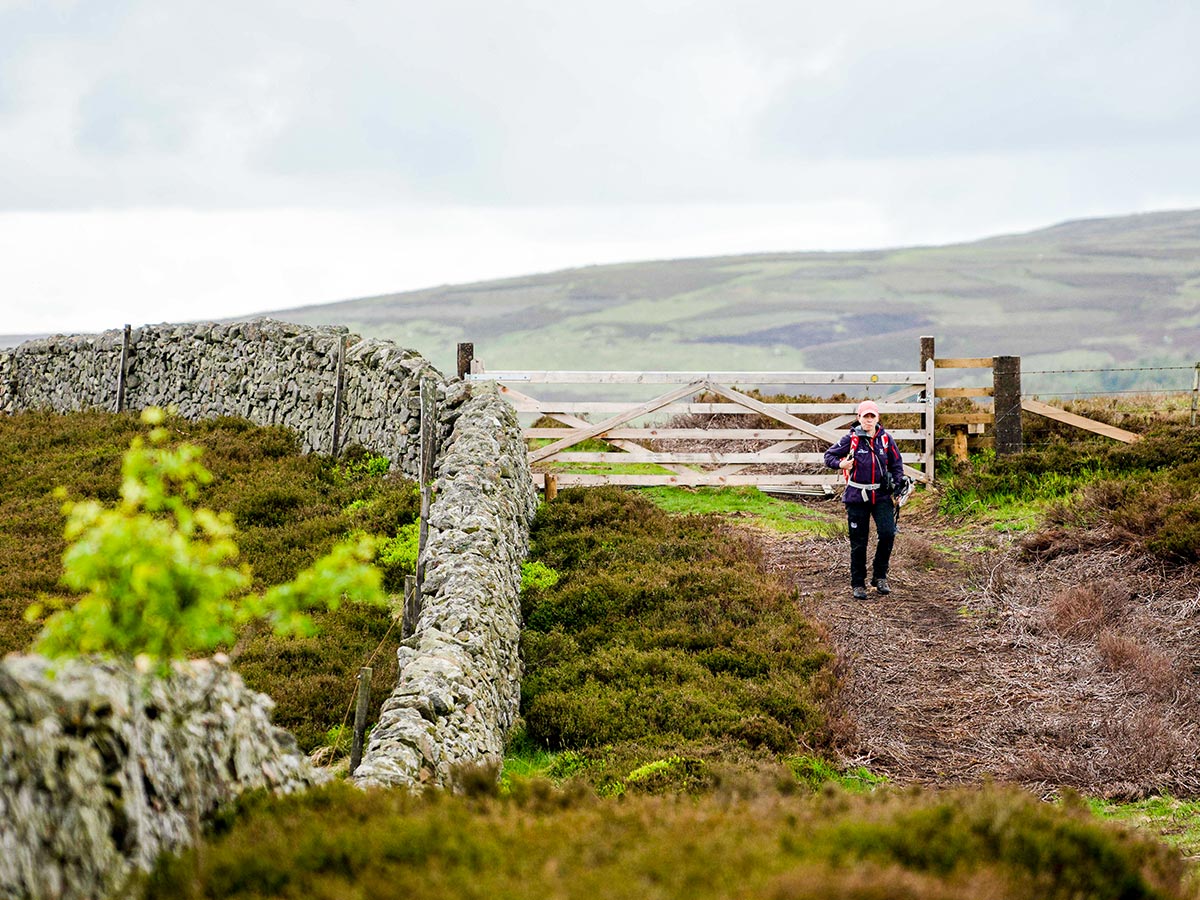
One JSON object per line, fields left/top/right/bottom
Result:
{"left": 840, "top": 459, "right": 853, "bottom": 471}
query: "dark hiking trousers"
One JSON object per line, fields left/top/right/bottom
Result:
{"left": 846, "top": 500, "right": 896, "bottom": 588}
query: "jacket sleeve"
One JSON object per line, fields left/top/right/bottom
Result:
{"left": 824, "top": 433, "right": 852, "bottom": 469}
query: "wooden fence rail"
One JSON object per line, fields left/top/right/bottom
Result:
{"left": 464, "top": 350, "right": 936, "bottom": 491}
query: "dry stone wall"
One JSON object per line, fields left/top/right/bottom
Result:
{"left": 354, "top": 379, "right": 537, "bottom": 788}
{"left": 0, "top": 319, "right": 441, "bottom": 477}
{"left": 0, "top": 655, "right": 321, "bottom": 900}
{"left": 0, "top": 322, "right": 538, "bottom": 894}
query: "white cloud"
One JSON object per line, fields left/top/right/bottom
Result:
{"left": 2, "top": 0, "right": 1197, "bottom": 209}
{"left": 0, "top": 0, "right": 1198, "bottom": 333}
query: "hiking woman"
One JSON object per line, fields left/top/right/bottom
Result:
{"left": 824, "top": 399, "right": 906, "bottom": 600}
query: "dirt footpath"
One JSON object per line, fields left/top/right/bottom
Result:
{"left": 756, "top": 502, "right": 1200, "bottom": 801}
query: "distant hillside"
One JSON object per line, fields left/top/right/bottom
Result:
{"left": 255, "top": 209, "right": 1200, "bottom": 394}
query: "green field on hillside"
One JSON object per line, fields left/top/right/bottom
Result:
{"left": 262, "top": 209, "right": 1200, "bottom": 394}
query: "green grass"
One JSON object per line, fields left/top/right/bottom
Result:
{"left": 501, "top": 729, "right": 563, "bottom": 783}
{"left": 636, "top": 485, "right": 845, "bottom": 536}
{"left": 1089, "top": 795, "right": 1200, "bottom": 860}
{"left": 786, "top": 754, "right": 889, "bottom": 793}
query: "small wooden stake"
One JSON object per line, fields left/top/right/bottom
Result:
{"left": 115, "top": 324, "right": 131, "bottom": 412}
{"left": 349, "top": 665, "right": 372, "bottom": 775}
{"left": 402, "top": 574, "right": 421, "bottom": 639}
{"left": 330, "top": 336, "right": 346, "bottom": 457}
{"left": 950, "top": 425, "right": 969, "bottom": 462}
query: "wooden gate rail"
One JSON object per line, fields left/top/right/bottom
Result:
{"left": 464, "top": 362, "right": 935, "bottom": 490}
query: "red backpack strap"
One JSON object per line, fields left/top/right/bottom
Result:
{"left": 883, "top": 431, "right": 899, "bottom": 463}
{"left": 845, "top": 431, "right": 859, "bottom": 482}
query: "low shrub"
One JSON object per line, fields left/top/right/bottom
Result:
{"left": 944, "top": 425, "right": 1200, "bottom": 563}
{"left": 0, "top": 410, "right": 419, "bottom": 751}
{"left": 232, "top": 485, "right": 308, "bottom": 528}
{"left": 376, "top": 522, "right": 420, "bottom": 592}
{"left": 1095, "top": 631, "right": 1178, "bottom": 699}
{"left": 519, "top": 487, "right": 835, "bottom": 783}
{"left": 144, "top": 782, "right": 1194, "bottom": 900}
{"left": 1044, "top": 580, "right": 1131, "bottom": 638}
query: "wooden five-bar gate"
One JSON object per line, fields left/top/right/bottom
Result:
{"left": 459, "top": 337, "right": 1141, "bottom": 493}
{"left": 463, "top": 348, "right": 936, "bottom": 491}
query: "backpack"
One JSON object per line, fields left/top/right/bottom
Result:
{"left": 845, "top": 427, "right": 894, "bottom": 493}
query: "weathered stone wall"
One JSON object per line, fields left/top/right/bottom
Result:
{"left": 354, "top": 379, "right": 537, "bottom": 788}
{"left": 0, "top": 323, "right": 538, "bottom": 893}
{"left": 0, "top": 319, "right": 441, "bottom": 477}
{"left": 0, "top": 655, "right": 321, "bottom": 900}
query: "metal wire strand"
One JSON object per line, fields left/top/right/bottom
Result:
{"left": 1024, "top": 365, "right": 1196, "bottom": 375}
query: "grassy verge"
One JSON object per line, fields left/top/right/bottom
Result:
{"left": 1089, "top": 795, "right": 1200, "bottom": 860}
{"left": 636, "top": 485, "right": 845, "bottom": 536}
{"left": 937, "top": 426, "right": 1200, "bottom": 562}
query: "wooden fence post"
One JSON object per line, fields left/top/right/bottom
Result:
{"left": 993, "top": 355, "right": 1023, "bottom": 455}
{"left": 920, "top": 336, "right": 935, "bottom": 471}
{"left": 330, "top": 336, "right": 346, "bottom": 457}
{"left": 1192, "top": 362, "right": 1199, "bottom": 427}
{"left": 919, "top": 336, "right": 935, "bottom": 377}
{"left": 349, "top": 665, "right": 372, "bottom": 775}
{"left": 457, "top": 342, "right": 474, "bottom": 380}
{"left": 115, "top": 324, "right": 131, "bottom": 413}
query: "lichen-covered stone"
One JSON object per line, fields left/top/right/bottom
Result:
{"left": 0, "top": 319, "right": 442, "bottom": 478}
{"left": 354, "top": 380, "right": 536, "bottom": 789}
{"left": 0, "top": 655, "right": 322, "bottom": 900}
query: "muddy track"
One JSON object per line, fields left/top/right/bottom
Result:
{"left": 755, "top": 503, "right": 1200, "bottom": 800}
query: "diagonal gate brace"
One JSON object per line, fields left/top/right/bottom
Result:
{"left": 529, "top": 380, "right": 706, "bottom": 463}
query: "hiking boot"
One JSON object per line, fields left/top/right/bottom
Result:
{"left": 852, "top": 586, "right": 868, "bottom": 600}
{"left": 872, "top": 577, "right": 891, "bottom": 595}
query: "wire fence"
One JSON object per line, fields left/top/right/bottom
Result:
{"left": 938, "top": 361, "right": 1199, "bottom": 451}
{"left": 1023, "top": 365, "right": 1195, "bottom": 374}
{"left": 1017, "top": 361, "right": 1198, "bottom": 407}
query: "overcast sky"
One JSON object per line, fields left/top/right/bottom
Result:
{"left": 3, "top": 0, "right": 1198, "bottom": 335}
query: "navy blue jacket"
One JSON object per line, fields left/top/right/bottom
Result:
{"left": 824, "top": 425, "right": 906, "bottom": 505}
